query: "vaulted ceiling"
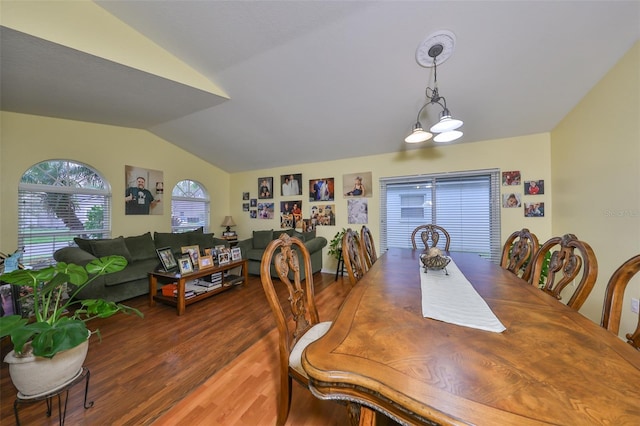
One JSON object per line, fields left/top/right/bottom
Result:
{"left": 2, "top": 1, "right": 639, "bottom": 173}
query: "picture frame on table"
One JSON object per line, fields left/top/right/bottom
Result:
{"left": 231, "top": 247, "right": 242, "bottom": 261}
{"left": 181, "top": 245, "right": 200, "bottom": 268}
{"left": 198, "top": 255, "right": 214, "bottom": 269}
{"left": 156, "top": 247, "right": 178, "bottom": 272}
{"left": 178, "top": 256, "right": 194, "bottom": 274}
{"left": 218, "top": 251, "right": 230, "bottom": 265}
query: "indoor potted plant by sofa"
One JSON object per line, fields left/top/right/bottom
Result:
{"left": 0, "top": 255, "right": 143, "bottom": 397}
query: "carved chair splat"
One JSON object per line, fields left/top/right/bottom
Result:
{"left": 342, "top": 228, "right": 366, "bottom": 286}
{"left": 411, "top": 224, "right": 451, "bottom": 251}
{"left": 501, "top": 228, "right": 539, "bottom": 281}
{"left": 528, "top": 233, "right": 598, "bottom": 310}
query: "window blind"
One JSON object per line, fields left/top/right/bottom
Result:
{"left": 380, "top": 169, "right": 501, "bottom": 263}
{"left": 171, "top": 180, "right": 210, "bottom": 233}
{"left": 18, "top": 185, "right": 111, "bottom": 268}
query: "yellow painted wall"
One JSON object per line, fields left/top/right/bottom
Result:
{"left": 551, "top": 41, "right": 640, "bottom": 334}
{"left": 0, "top": 111, "right": 230, "bottom": 248}
{"left": 230, "top": 133, "right": 553, "bottom": 273}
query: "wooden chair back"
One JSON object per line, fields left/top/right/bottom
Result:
{"left": 411, "top": 224, "right": 451, "bottom": 251}
{"left": 260, "top": 233, "right": 325, "bottom": 425}
{"left": 600, "top": 254, "right": 640, "bottom": 350}
{"left": 527, "top": 234, "right": 598, "bottom": 310}
{"left": 360, "top": 225, "right": 377, "bottom": 270}
{"left": 500, "top": 228, "right": 539, "bottom": 281}
{"left": 342, "top": 228, "right": 366, "bottom": 286}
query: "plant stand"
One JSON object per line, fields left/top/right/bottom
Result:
{"left": 13, "top": 367, "right": 93, "bottom": 426}
{"left": 334, "top": 246, "right": 345, "bottom": 281}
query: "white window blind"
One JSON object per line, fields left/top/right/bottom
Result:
{"left": 380, "top": 170, "right": 501, "bottom": 263}
{"left": 17, "top": 161, "right": 111, "bottom": 268}
{"left": 171, "top": 180, "right": 210, "bottom": 233}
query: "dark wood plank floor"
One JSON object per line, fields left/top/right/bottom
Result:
{"left": 1, "top": 272, "right": 356, "bottom": 425}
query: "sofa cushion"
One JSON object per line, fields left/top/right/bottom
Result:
{"left": 125, "top": 232, "right": 157, "bottom": 261}
{"left": 253, "top": 230, "right": 274, "bottom": 249}
{"left": 273, "top": 229, "right": 294, "bottom": 239}
{"left": 154, "top": 231, "right": 192, "bottom": 255}
{"left": 104, "top": 258, "right": 157, "bottom": 287}
{"left": 189, "top": 232, "right": 217, "bottom": 250}
{"left": 302, "top": 230, "right": 317, "bottom": 241}
{"left": 245, "top": 248, "right": 267, "bottom": 262}
{"left": 90, "top": 237, "right": 133, "bottom": 262}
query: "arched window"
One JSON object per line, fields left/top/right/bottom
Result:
{"left": 171, "top": 180, "right": 210, "bottom": 232}
{"left": 18, "top": 160, "right": 111, "bottom": 268}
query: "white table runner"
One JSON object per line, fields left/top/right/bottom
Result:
{"left": 420, "top": 259, "right": 506, "bottom": 333}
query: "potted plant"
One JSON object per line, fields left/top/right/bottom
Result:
{"left": 0, "top": 255, "right": 143, "bottom": 396}
{"left": 328, "top": 228, "right": 347, "bottom": 260}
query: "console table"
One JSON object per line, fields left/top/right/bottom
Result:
{"left": 148, "top": 258, "right": 247, "bottom": 315}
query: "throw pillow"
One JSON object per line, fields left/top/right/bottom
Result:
{"left": 74, "top": 237, "right": 108, "bottom": 254}
{"left": 253, "top": 230, "right": 274, "bottom": 249}
{"left": 90, "top": 237, "right": 133, "bottom": 263}
{"left": 124, "top": 232, "right": 157, "bottom": 261}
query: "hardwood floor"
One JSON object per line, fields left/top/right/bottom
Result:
{"left": 0, "top": 272, "right": 356, "bottom": 425}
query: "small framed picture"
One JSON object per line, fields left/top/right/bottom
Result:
{"left": 181, "top": 245, "right": 200, "bottom": 268}
{"left": 156, "top": 247, "right": 178, "bottom": 271}
{"left": 218, "top": 251, "right": 230, "bottom": 265}
{"left": 243, "top": 192, "right": 250, "bottom": 200}
{"left": 231, "top": 247, "right": 242, "bottom": 261}
{"left": 198, "top": 255, "right": 214, "bottom": 269}
{"left": 524, "top": 179, "right": 544, "bottom": 195}
{"left": 178, "top": 256, "right": 194, "bottom": 274}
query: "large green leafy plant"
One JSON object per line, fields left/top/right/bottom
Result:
{"left": 0, "top": 256, "right": 143, "bottom": 358}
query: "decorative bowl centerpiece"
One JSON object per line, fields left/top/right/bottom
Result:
{"left": 420, "top": 248, "right": 451, "bottom": 274}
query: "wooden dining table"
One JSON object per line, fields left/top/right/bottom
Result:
{"left": 302, "top": 248, "right": 640, "bottom": 425}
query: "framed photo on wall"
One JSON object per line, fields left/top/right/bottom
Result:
{"left": 343, "top": 172, "right": 372, "bottom": 198}
{"left": 280, "top": 173, "right": 302, "bottom": 196}
{"left": 125, "top": 165, "right": 163, "bottom": 215}
{"left": 258, "top": 177, "right": 273, "bottom": 199}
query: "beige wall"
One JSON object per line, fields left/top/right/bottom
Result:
{"left": 0, "top": 111, "right": 230, "bottom": 247}
{"left": 551, "top": 41, "right": 640, "bottom": 333}
{"left": 230, "top": 133, "right": 553, "bottom": 273}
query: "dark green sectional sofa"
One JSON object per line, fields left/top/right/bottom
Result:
{"left": 236, "top": 228, "right": 327, "bottom": 277}
{"left": 53, "top": 229, "right": 229, "bottom": 302}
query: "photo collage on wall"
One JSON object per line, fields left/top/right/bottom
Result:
{"left": 501, "top": 170, "right": 545, "bottom": 217}
{"left": 243, "top": 170, "right": 374, "bottom": 227}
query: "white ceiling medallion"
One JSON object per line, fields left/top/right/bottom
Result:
{"left": 415, "top": 30, "right": 457, "bottom": 68}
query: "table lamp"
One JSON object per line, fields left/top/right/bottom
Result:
{"left": 221, "top": 216, "right": 236, "bottom": 235}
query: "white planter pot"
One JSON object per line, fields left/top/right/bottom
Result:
{"left": 4, "top": 338, "right": 89, "bottom": 398}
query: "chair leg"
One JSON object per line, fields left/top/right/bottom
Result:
{"left": 277, "top": 374, "right": 293, "bottom": 426}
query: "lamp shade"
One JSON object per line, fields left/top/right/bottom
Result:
{"left": 404, "top": 123, "right": 433, "bottom": 143}
{"left": 433, "top": 130, "right": 463, "bottom": 143}
{"left": 429, "top": 115, "right": 463, "bottom": 133}
{"left": 221, "top": 216, "right": 236, "bottom": 227}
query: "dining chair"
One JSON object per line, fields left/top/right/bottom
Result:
{"left": 500, "top": 228, "right": 539, "bottom": 281}
{"left": 260, "top": 233, "right": 333, "bottom": 425}
{"left": 527, "top": 233, "right": 598, "bottom": 310}
{"left": 360, "top": 225, "right": 377, "bottom": 270}
{"left": 342, "top": 228, "right": 366, "bottom": 286}
{"left": 411, "top": 224, "right": 451, "bottom": 251}
{"left": 600, "top": 254, "right": 640, "bottom": 350}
